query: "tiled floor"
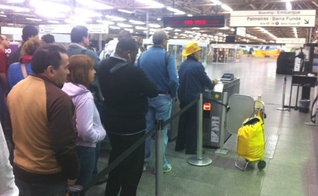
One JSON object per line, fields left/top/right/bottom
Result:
{"left": 87, "top": 56, "right": 318, "bottom": 196}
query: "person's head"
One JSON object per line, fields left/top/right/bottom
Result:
{"left": 152, "top": 30, "right": 169, "bottom": 48}
{"left": 0, "top": 34, "right": 10, "bottom": 50}
{"left": 31, "top": 44, "right": 70, "bottom": 88}
{"left": 68, "top": 55, "right": 96, "bottom": 88}
{"left": 70, "top": 25, "right": 89, "bottom": 47}
{"left": 21, "top": 37, "right": 43, "bottom": 56}
{"left": 115, "top": 37, "right": 139, "bottom": 65}
{"left": 182, "top": 42, "right": 202, "bottom": 61}
{"left": 41, "top": 34, "right": 55, "bottom": 44}
{"left": 22, "top": 25, "right": 38, "bottom": 42}
{"left": 118, "top": 30, "right": 132, "bottom": 41}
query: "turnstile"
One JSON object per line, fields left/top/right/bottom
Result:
{"left": 203, "top": 78, "right": 240, "bottom": 148}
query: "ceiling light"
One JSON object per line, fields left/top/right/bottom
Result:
{"left": 129, "top": 20, "right": 145, "bottom": 25}
{"left": 174, "top": 29, "right": 181, "bottom": 32}
{"left": 157, "top": 18, "right": 161, "bottom": 21}
{"left": 65, "top": 19, "right": 86, "bottom": 25}
{"left": 69, "top": 15, "right": 92, "bottom": 22}
{"left": 187, "top": 14, "right": 193, "bottom": 17}
{"left": 76, "top": 0, "right": 113, "bottom": 10}
{"left": 96, "top": 20, "right": 114, "bottom": 25}
{"left": 118, "top": 9, "right": 133, "bottom": 14}
{"left": 148, "top": 23, "right": 161, "bottom": 28}
{"left": 211, "top": 0, "right": 222, "bottom": 5}
{"left": 165, "top": 27, "right": 173, "bottom": 30}
{"left": 117, "top": 23, "right": 132, "bottom": 28}
{"left": 26, "top": 17, "right": 42, "bottom": 22}
{"left": 109, "top": 26, "right": 121, "bottom": 29}
{"left": 105, "top": 15, "right": 126, "bottom": 21}
{"left": 221, "top": 4, "right": 233, "bottom": 12}
{"left": 0, "top": 14, "right": 7, "bottom": 17}
{"left": 286, "top": 2, "right": 292, "bottom": 10}
{"left": 47, "top": 20, "right": 59, "bottom": 23}
{"left": 166, "top": 6, "right": 185, "bottom": 15}
{"left": 135, "top": 26, "right": 148, "bottom": 30}
{"left": 192, "top": 27, "right": 200, "bottom": 30}
{"left": 0, "top": 4, "right": 30, "bottom": 12}
{"left": 135, "top": 0, "right": 164, "bottom": 8}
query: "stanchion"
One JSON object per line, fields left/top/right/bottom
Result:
{"left": 277, "top": 76, "right": 290, "bottom": 111}
{"left": 187, "top": 93, "right": 213, "bottom": 166}
{"left": 66, "top": 185, "right": 84, "bottom": 196}
{"left": 155, "top": 120, "right": 164, "bottom": 196}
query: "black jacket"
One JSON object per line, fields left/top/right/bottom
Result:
{"left": 99, "top": 56, "right": 158, "bottom": 134}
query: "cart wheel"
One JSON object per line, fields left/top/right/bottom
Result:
{"left": 257, "top": 161, "right": 266, "bottom": 170}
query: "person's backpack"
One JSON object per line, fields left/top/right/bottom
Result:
{"left": 138, "top": 51, "right": 171, "bottom": 67}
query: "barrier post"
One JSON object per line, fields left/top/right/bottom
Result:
{"left": 187, "top": 93, "right": 213, "bottom": 166}
{"left": 66, "top": 185, "right": 84, "bottom": 196}
{"left": 155, "top": 120, "right": 164, "bottom": 196}
{"left": 277, "top": 76, "right": 290, "bottom": 111}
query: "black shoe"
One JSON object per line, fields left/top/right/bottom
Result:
{"left": 185, "top": 150, "right": 205, "bottom": 155}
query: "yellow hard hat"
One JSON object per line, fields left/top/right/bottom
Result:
{"left": 182, "top": 42, "right": 202, "bottom": 57}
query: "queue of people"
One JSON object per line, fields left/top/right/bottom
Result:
{"left": 0, "top": 24, "right": 218, "bottom": 196}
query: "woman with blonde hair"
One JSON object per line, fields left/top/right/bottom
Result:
{"left": 7, "top": 37, "right": 43, "bottom": 91}
{"left": 62, "top": 55, "right": 106, "bottom": 186}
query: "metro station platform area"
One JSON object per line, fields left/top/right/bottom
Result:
{"left": 88, "top": 56, "right": 318, "bottom": 196}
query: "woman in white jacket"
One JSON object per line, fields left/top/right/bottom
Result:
{"left": 62, "top": 55, "right": 106, "bottom": 186}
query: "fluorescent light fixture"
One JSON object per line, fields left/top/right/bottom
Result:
{"left": 36, "top": 10, "right": 66, "bottom": 18}
{"left": 0, "top": 4, "right": 30, "bottom": 12}
{"left": 105, "top": 15, "right": 126, "bottom": 21}
{"left": 187, "top": 14, "right": 193, "bottom": 17}
{"left": 135, "top": 26, "right": 148, "bottom": 30}
{"left": 76, "top": 0, "right": 113, "bottom": 10}
{"left": 293, "top": 27, "right": 298, "bottom": 38}
{"left": 69, "top": 15, "right": 92, "bottom": 22}
{"left": 165, "top": 27, "right": 173, "bottom": 30}
{"left": 192, "top": 27, "right": 200, "bottom": 30}
{"left": 26, "top": 17, "right": 42, "bottom": 22}
{"left": 221, "top": 4, "right": 233, "bottom": 12}
{"left": 286, "top": 2, "right": 292, "bottom": 10}
{"left": 0, "top": 14, "right": 7, "bottom": 17}
{"left": 117, "top": 23, "right": 132, "bottom": 28}
{"left": 65, "top": 19, "right": 86, "bottom": 25}
{"left": 118, "top": 9, "right": 133, "bottom": 14}
{"left": 124, "top": 28, "right": 133, "bottom": 33}
{"left": 157, "top": 18, "right": 161, "bottom": 21}
{"left": 211, "top": 0, "right": 222, "bottom": 5}
{"left": 129, "top": 20, "right": 145, "bottom": 25}
{"left": 148, "top": 23, "right": 161, "bottom": 28}
{"left": 109, "top": 26, "right": 121, "bottom": 29}
{"left": 135, "top": 0, "right": 164, "bottom": 8}
{"left": 30, "top": 0, "right": 71, "bottom": 12}
{"left": 96, "top": 20, "right": 114, "bottom": 25}
{"left": 47, "top": 20, "right": 60, "bottom": 23}
{"left": 74, "top": 8, "right": 102, "bottom": 17}
{"left": 166, "top": 7, "right": 185, "bottom": 15}
{"left": 174, "top": 29, "right": 181, "bottom": 32}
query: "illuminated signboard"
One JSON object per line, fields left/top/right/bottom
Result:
{"left": 162, "top": 16, "right": 225, "bottom": 28}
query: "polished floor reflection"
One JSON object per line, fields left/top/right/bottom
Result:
{"left": 88, "top": 56, "right": 318, "bottom": 196}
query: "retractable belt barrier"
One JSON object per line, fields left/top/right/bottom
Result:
{"left": 83, "top": 96, "right": 199, "bottom": 193}
{"left": 204, "top": 97, "right": 230, "bottom": 111}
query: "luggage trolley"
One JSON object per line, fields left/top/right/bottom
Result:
{"left": 225, "top": 94, "right": 266, "bottom": 171}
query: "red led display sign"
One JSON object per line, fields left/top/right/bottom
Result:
{"left": 162, "top": 16, "right": 225, "bottom": 28}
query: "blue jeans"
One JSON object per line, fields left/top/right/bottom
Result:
{"left": 144, "top": 94, "right": 172, "bottom": 168}
{"left": 76, "top": 146, "right": 95, "bottom": 186}
{"left": 15, "top": 178, "right": 67, "bottom": 196}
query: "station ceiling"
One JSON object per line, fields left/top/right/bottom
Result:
{"left": 0, "top": 0, "right": 317, "bottom": 43}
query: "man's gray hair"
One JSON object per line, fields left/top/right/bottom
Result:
{"left": 152, "top": 30, "right": 168, "bottom": 45}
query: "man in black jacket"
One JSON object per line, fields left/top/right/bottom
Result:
{"left": 8, "top": 25, "right": 38, "bottom": 66}
{"left": 99, "top": 38, "right": 158, "bottom": 196}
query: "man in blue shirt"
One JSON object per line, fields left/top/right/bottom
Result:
{"left": 137, "top": 30, "right": 178, "bottom": 173}
{"left": 176, "top": 42, "right": 217, "bottom": 154}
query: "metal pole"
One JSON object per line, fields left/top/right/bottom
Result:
{"left": 146, "top": 11, "right": 149, "bottom": 39}
{"left": 215, "top": 92, "right": 229, "bottom": 154}
{"left": 277, "top": 76, "right": 290, "bottom": 111}
{"left": 155, "top": 120, "right": 164, "bottom": 196}
{"left": 187, "top": 94, "right": 212, "bottom": 166}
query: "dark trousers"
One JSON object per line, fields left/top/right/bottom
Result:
{"left": 105, "top": 131, "right": 145, "bottom": 196}
{"left": 75, "top": 146, "right": 95, "bottom": 186}
{"left": 176, "top": 102, "right": 198, "bottom": 153}
{"left": 15, "top": 178, "right": 67, "bottom": 196}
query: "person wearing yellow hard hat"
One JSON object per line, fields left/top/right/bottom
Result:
{"left": 175, "top": 42, "right": 218, "bottom": 155}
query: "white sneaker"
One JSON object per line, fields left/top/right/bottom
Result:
{"left": 143, "top": 164, "right": 147, "bottom": 172}
{"left": 163, "top": 164, "right": 172, "bottom": 173}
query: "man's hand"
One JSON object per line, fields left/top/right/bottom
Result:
{"left": 67, "top": 178, "right": 77, "bottom": 186}
{"left": 212, "top": 79, "right": 218, "bottom": 84}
